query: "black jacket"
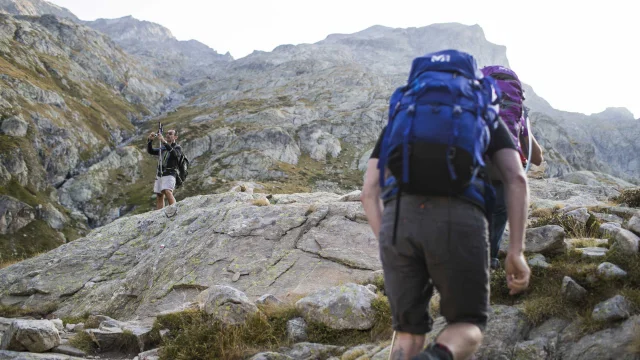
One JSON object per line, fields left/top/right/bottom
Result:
{"left": 147, "top": 141, "right": 183, "bottom": 177}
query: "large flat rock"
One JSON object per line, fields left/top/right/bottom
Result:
{"left": 0, "top": 192, "right": 379, "bottom": 321}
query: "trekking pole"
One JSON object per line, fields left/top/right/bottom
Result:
{"left": 158, "top": 122, "right": 163, "bottom": 177}
{"left": 524, "top": 115, "right": 533, "bottom": 173}
{"left": 387, "top": 331, "right": 397, "bottom": 360}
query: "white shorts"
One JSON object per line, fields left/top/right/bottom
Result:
{"left": 153, "top": 175, "right": 176, "bottom": 194}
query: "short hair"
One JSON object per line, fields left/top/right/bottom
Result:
{"left": 167, "top": 129, "right": 177, "bottom": 136}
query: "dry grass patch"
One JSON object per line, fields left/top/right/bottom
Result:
{"left": 0, "top": 303, "right": 58, "bottom": 319}
{"left": 530, "top": 207, "right": 554, "bottom": 219}
{"left": 612, "top": 188, "right": 640, "bottom": 207}
{"left": 569, "top": 238, "right": 609, "bottom": 249}
{"left": 0, "top": 258, "right": 21, "bottom": 270}
{"left": 69, "top": 331, "right": 97, "bottom": 354}
{"left": 491, "top": 248, "right": 640, "bottom": 336}
{"left": 252, "top": 198, "right": 270, "bottom": 206}
{"left": 154, "top": 294, "right": 393, "bottom": 360}
{"left": 530, "top": 209, "right": 600, "bottom": 239}
{"left": 627, "top": 324, "right": 640, "bottom": 354}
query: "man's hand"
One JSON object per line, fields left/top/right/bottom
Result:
{"left": 491, "top": 145, "right": 531, "bottom": 296}
{"left": 157, "top": 134, "right": 166, "bottom": 144}
{"left": 504, "top": 251, "right": 530, "bottom": 295}
{"left": 148, "top": 132, "right": 157, "bottom": 141}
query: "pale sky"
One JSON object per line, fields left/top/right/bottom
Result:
{"left": 48, "top": 0, "right": 639, "bottom": 119}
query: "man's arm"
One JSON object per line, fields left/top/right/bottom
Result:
{"left": 361, "top": 158, "right": 383, "bottom": 239}
{"left": 147, "top": 132, "right": 159, "bottom": 155}
{"left": 147, "top": 141, "right": 160, "bottom": 155}
{"left": 491, "top": 147, "right": 531, "bottom": 294}
{"left": 520, "top": 133, "right": 543, "bottom": 166}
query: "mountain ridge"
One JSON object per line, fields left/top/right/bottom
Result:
{"left": 0, "top": 0, "right": 76, "bottom": 20}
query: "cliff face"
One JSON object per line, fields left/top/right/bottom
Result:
{"left": 0, "top": 13, "right": 174, "bottom": 260}
{"left": 83, "top": 16, "right": 233, "bottom": 84}
{"left": 521, "top": 85, "right": 640, "bottom": 183}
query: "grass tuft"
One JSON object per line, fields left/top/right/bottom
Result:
{"left": 154, "top": 293, "right": 393, "bottom": 360}
{"left": 530, "top": 208, "right": 600, "bottom": 238}
{"left": 0, "top": 303, "right": 58, "bottom": 318}
{"left": 490, "top": 247, "right": 640, "bottom": 336}
{"left": 69, "top": 331, "right": 97, "bottom": 354}
{"left": 252, "top": 198, "right": 270, "bottom": 207}
{"left": 612, "top": 188, "right": 640, "bottom": 208}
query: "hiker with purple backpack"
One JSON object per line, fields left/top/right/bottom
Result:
{"left": 480, "top": 66, "right": 544, "bottom": 270}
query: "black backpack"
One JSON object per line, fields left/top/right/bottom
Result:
{"left": 175, "top": 151, "right": 190, "bottom": 189}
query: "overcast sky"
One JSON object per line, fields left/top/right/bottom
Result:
{"left": 48, "top": 0, "right": 639, "bottom": 118}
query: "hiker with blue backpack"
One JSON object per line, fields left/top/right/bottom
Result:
{"left": 361, "top": 50, "right": 531, "bottom": 360}
{"left": 480, "top": 66, "right": 543, "bottom": 270}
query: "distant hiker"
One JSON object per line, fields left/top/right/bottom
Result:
{"left": 480, "top": 65, "right": 544, "bottom": 270}
{"left": 147, "top": 129, "right": 184, "bottom": 210}
{"left": 361, "top": 49, "right": 531, "bottom": 360}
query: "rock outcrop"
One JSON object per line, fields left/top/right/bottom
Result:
{"left": 0, "top": 191, "right": 380, "bottom": 321}
{"left": 0, "top": 319, "right": 60, "bottom": 352}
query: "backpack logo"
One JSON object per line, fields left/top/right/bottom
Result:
{"left": 430, "top": 54, "right": 451, "bottom": 62}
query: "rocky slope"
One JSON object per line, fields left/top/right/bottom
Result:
{"left": 0, "top": 178, "right": 639, "bottom": 359}
{"left": 0, "top": 189, "right": 379, "bottom": 320}
{"left": 521, "top": 86, "right": 640, "bottom": 182}
{"left": 0, "top": 176, "right": 631, "bottom": 321}
{"left": 0, "top": 12, "right": 176, "bottom": 261}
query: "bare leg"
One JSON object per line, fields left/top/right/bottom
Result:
{"left": 164, "top": 189, "right": 176, "bottom": 206}
{"left": 390, "top": 332, "right": 425, "bottom": 360}
{"left": 156, "top": 193, "right": 165, "bottom": 210}
{"left": 435, "top": 323, "right": 482, "bottom": 360}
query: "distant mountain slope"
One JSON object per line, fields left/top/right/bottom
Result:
{"left": 83, "top": 16, "right": 233, "bottom": 83}
{"left": 0, "top": 13, "right": 175, "bottom": 261}
{"left": 0, "top": 0, "right": 77, "bottom": 20}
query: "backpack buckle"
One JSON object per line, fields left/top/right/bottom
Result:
{"left": 448, "top": 147, "right": 457, "bottom": 160}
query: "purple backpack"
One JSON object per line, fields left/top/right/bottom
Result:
{"left": 481, "top": 66, "right": 528, "bottom": 158}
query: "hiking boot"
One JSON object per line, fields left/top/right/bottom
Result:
{"left": 490, "top": 258, "right": 501, "bottom": 270}
{"left": 411, "top": 343, "right": 453, "bottom": 360}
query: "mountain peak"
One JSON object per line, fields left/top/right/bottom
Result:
{"left": 84, "top": 15, "right": 176, "bottom": 43}
{"left": 592, "top": 107, "right": 636, "bottom": 121}
{"left": 0, "top": 0, "right": 78, "bottom": 20}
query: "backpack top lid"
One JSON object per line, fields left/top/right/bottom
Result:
{"left": 480, "top": 65, "right": 524, "bottom": 103}
{"left": 407, "top": 49, "right": 481, "bottom": 84}
{"left": 481, "top": 65, "right": 528, "bottom": 152}
{"left": 481, "top": 65, "right": 520, "bottom": 82}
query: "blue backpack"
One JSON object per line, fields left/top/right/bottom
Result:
{"left": 377, "top": 49, "right": 501, "bottom": 242}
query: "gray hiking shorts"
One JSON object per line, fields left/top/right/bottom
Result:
{"left": 379, "top": 194, "right": 490, "bottom": 334}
